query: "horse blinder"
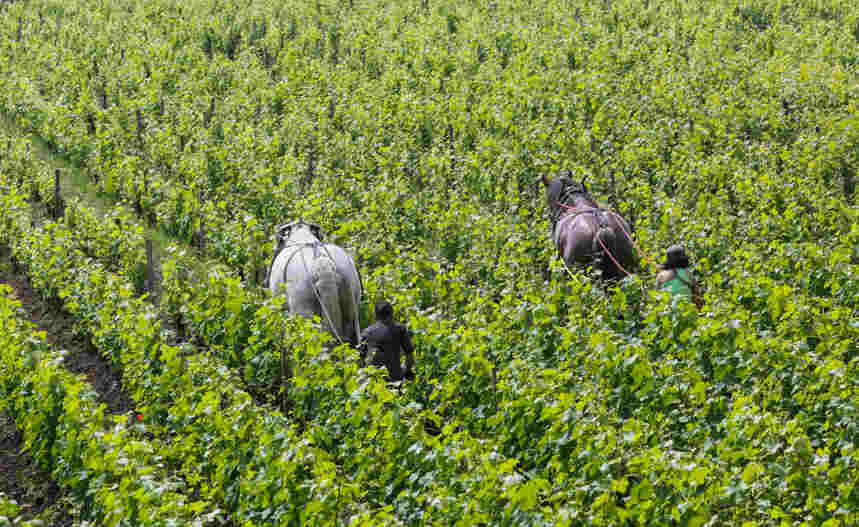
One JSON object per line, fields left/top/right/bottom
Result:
{"left": 275, "top": 220, "right": 325, "bottom": 242}
{"left": 307, "top": 223, "right": 324, "bottom": 241}
{"left": 276, "top": 221, "right": 298, "bottom": 243}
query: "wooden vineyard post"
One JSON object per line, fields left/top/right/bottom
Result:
{"left": 136, "top": 108, "right": 145, "bottom": 150}
{"left": 192, "top": 217, "right": 205, "bottom": 250}
{"left": 137, "top": 169, "right": 149, "bottom": 221}
{"left": 99, "top": 82, "right": 108, "bottom": 110}
{"left": 52, "top": 169, "right": 64, "bottom": 219}
{"left": 843, "top": 163, "right": 855, "bottom": 205}
{"left": 145, "top": 238, "right": 156, "bottom": 298}
{"left": 204, "top": 97, "right": 215, "bottom": 129}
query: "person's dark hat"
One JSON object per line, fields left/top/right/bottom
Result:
{"left": 664, "top": 245, "right": 689, "bottom": 269}
{"left": 375, "top": 300, "right": 394, "bottom": 320}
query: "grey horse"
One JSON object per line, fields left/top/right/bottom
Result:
{"left": 542, "top": 173, "right": 637, "bottom": 280}
{"left": 268, "top": 220, "right": 362, "bottom": 345}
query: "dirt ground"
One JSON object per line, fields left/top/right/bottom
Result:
{"left": 0, "top": 246, "right": 134, "bottom": 414}
{"left": 0, "top": 245, "right": 134, "bottom": 524}
{"left": 0, "top": 412, "right": 74, "bottom": 525}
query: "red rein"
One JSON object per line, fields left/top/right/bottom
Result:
{"left": 553, "top": 201, "right": 637, "bottom": 277}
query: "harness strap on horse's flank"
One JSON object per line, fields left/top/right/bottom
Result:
{"left": 277, "top": 240, "right": 346, "bottom": 345}
{"left": 552, "top": 196, "right": 635, "bottom": 277}
{"left": 299, "top": 248, "right": 345, "bottom": 345}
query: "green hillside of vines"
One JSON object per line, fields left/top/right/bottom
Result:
{"left": 1, "top": 0, "right": 858, "bottom": 524}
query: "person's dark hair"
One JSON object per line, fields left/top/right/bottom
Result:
{"left": 664, "top": 245, "right": 690, "bottom": 269}
{"left": 375, "top": 300, "right": 394, "bottom": 320}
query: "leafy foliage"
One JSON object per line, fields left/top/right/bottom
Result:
{"left": 1, "top": 0, "right": 859, "bottom": 524}
{"left": 0, "top": 285, "right": 216, "bottom": 525}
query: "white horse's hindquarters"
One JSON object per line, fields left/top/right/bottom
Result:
{"left": 323, "top": 245, "right": 362, "bottom": 343}
{"left": 269, "top": 243, "right": 362, "bottom": 344}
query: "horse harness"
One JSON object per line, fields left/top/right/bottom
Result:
{"left": 550, "top": 185, "right": 610, "bottom": 230}
{"left": 552, "top": 195, "right": 613, "bottom": 249}
{"left": 551, "top": 191, "right": 637, "bottom": 276}
{"left": 556, "top": 208, "right": 611, "bottom": 230}
{"left": 276, "top": 240, "right": 346, "bottom": 345}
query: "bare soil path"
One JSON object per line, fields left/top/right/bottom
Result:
{"left": 0, "top": 245, "right": 134, "bottom": 525}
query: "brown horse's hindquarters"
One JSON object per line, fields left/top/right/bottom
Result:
{"left": 555, "top": 219, "right": 599, "bottom": 266}
{"left": 607, "top": 216, "right": 637, "bottom": 267}
{"left": 555, "top": 216, "right": 637, "bottom": 278}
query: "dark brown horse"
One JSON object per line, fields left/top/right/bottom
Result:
{"left": 542, "top": 173, "right": 637, "bottom": 280}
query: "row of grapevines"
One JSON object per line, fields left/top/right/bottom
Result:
{"left": 0, "top": 129, "right": 149, "bottom": 281}
{"left": 2, "top": 122, "right": 344, "bottom": 419}
{"left": 2, "top": 0, "right": 859, "bottom": 523}
{"left": 0, "top": 286, "right": 217, "bottom": 526}
{"left": 1, "top": 125, "right": 303, "bottom": 400}
{"left": 2, "top": 0, "right": 856, "bottom": 247}
{"left": 15, "top": 145, "right": 855, "bottom": 526}
{"left": 0, "top": 164, "right": 568, "bottom": 525}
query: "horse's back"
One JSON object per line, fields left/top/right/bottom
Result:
{"left": 311, "top": 254, "right": 339, "bottom": 285}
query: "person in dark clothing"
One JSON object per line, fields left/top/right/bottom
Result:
{"left": 359, "top": 300, "right": 415, "bottom": 381}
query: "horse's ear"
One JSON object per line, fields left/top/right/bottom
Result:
{"left": 541, "top": 173, "right": 552, "bottom": 187}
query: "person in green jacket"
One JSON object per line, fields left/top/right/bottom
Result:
{"left": 656, "top": 245, "right": 698, "bottom": 300}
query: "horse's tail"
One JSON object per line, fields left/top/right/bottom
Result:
{"left": 347, "top": 265, "right": 362, "bottom": 347}
{"left": 311, "top": 256, "right": 345, "bottom": 343}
